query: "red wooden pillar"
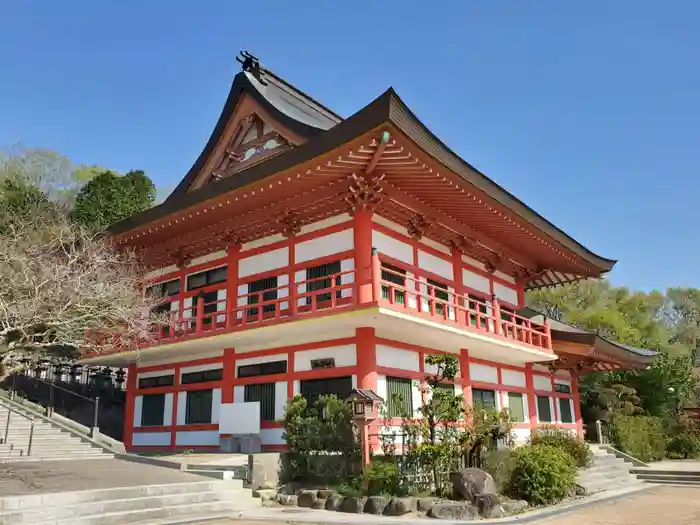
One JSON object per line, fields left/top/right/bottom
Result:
{"left": 226, "top": 245, "right": 240, "bottom": 330}
{"left": 451, "top": 246, "right": 466, "bottom": 326}
{"left": 123, "top": 363, "right": 138, "bottom": 450}
{"left": 459, "top": 348, "right": 472, "bottom": 406}
{"left": 289, "top": 240, "right": 298, "bottom": 317}
{"left": 356, "top": 327, "right": 378, "bottom": 451}
{"left": 353, "top": 210, "right": 374, "bottom": 305}
{"left": 571, "top": 372, "right": 584, "bottom": 437}
{"left": 222, "top": 348, "right": 236, "bottom": 404}
{"left": 169, "top": 365, "right": 181, "bottom": 450}
{"left": 525, "top": 364, "right": 538, "bottom": 431}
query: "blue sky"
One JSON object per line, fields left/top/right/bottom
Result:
{"left": 1, "top": 1, "right": 697, "bottom": 292}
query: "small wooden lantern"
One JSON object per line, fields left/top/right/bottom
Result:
{"left": 345, "top": 389, "right": 384, "bottom": 422}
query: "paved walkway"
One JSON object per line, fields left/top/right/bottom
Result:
{"left": 0, "top": 459, "right": 208, "bottom": 496}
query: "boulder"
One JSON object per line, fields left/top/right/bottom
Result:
{"left": 252, "top": 489, "right": 277, "bottom": 501}
{"left": 340, "top": 496, "right": 367, "bottom": 513}
{"left": 417, "top": 497, "right": 439, "bottom": 513}
{"left": 313, "top": 498, "right": 328, "bottom": 509}
{"left": 476, "top": 493, "right": 502, "bottom": 518}
{"left": 326, "top": 494, "right": 345, "bottom": 511}
{"left": 276, "top": 494, "right": 298, "bottom": 506}
{"left": 318, "top": 489, "right": 335, "bottom": 498}
{"left": 449, "top": 468, "right": 498, "bottom": 502}
{"left": 501, "top": 499, "right": 529, "bottom": 516}
{"left": 297, "top": 489, "right": 318, "bottom": 508}
{"left": 428, "top": 502, "right": 479, "bottom": 520}
{"left": 383, "top": 496, "right": 417, "bottom": 516}
{"left": 364, "top": 496, "right": 390, "bottom": 514}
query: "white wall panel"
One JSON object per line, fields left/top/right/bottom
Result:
{"left": 211, "top": 388, "right": 222, "bottom": 424}
{"left": 175, "top": 430, "right": 220, "bottom": 446}
{"left": 418, "top": 250, "right": 453, "bottom": 281}
{"left": 132, "top": 432, "right": 170, "bottom": 446}
{"left": 300, "top": 214, "right": 351, "bottom": 235}
{"left": 376, "top": 345, "right": 420, "bottom": 372}
{"left": 463, "top": 269, "right": 491, "bottom": 295}
{"left": 493, "top": 270, "right": 516, "bottom": 284}
{"left": 144, "top": 265, "right": 179, "bottom": 281}
{"left": 176, "top": 392, "right": 187, "bottom": 425}
{"left": 494, "top": 283, "right": 519, "bottom": 306}
{"left": 372, "top": 231, "right": 413, "bottom": 265}
{"left": 239, "top": 247, "right": 289, "bottom": 278}
{"left": 461, "top": 254, "right": 486, "bottom": 270}
{"left": 189, "top": 251, "right": 227, "bottom": 267}
{"left": 133, "top": 396, "right": 143, "bottom": 427}
{"left": 163, "top": 393, "right": 174, "bottom": 426}
{"left": 260, "top": 428, "right": 285, "bottom": 445}
{"left": 376, "top": 375, "right": 387, "bottom": 404}
{"left": 501, "top": 370, "right": 527, "bottom": 388}
{"left": 470, "top": 363, "right": 498, "bottom": 384}
{"left": 419, "top": 237, "right": 451, "bottom": 255}
{"left": 295, "top": 229, "right": 354, "bottom": 264}
{"left": 242, "top": 233, "right": 286, "bottom": 251}
{"left": 533, "top": 375, "right": 553, "bottom": 391}
{"left": 372, "top": 216, "right": 409, "bottom": 235}
{"left": 294, "top": 345, "right": 356, "bottom": 371}
{"left": 341, "top": 258, "right": 355, "bottom": 298}
{"left": 233, "top": 385, "right": 245, "bottom": 403}
{"left": 275, "top": 381, "right": 287, "bottom": 420}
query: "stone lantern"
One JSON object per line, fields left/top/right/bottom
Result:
{"left": 345, "top": 389, "right": 384, "bottom": 466}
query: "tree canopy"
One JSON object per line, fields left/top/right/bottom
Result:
{"left": 527, "top": 280, "right": 700, "bottom": 416}
{"left": 71, "top": 169, "right": 156, "bottom": 231}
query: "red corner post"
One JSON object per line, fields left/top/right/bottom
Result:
{"left": 356, "top": 327, "right": 379, "bottom": 453}
{"left": 123, "top": 363, "right": 138, "bottom": 450}
{"left": 353, "top": 210, "right": 374, "bottom": 305}
{"left": 571, "top": 372, "right": 584, "bottom": 438}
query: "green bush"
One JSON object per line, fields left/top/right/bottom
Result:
{"left": 364, "top": 461, "right": 407, "bottom": 496}
{"left": 666, "top": 431, "right": 700, "bottom": 459}
{"left": 609, "top": 414, "right": 666, "bottom": 462}
{"left": 530, "top": 426, "right": 591, "bottom": 467}
{"left": 508, "top": 445, "right": 576, "bottom": 506}
{"left": 480, "top": 448, "right": 517, "bottom": 493}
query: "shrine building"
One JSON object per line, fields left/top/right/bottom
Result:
{"left": 80, "top": 52, "right": 655, "bottom": 452}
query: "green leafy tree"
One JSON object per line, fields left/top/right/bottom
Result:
{"left": 72, "top": 169, "right": 156, "bottom": 231}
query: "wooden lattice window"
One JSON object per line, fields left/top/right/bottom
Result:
{"left": 387, "top": 376, "right": 414, "bottom": 418}
{"left": 140, "top": 394, "right": 165, "bottom": 426}
{"left": 305, "top": 261, "right": 341, "bottom": 305}
{"left": 244, "top": 382, "right": 276, "bottom": 422}
{"left": 381, "top": 263, "right": 406, "bottom": 304}
{"left": 247, "top": 276, "right": 278, "bottom": 317}
{"left": 185, "top": 389, "right": 213, "bottom": 424}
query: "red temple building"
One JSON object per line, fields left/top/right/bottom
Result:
{"left": 80, "top": 53, "right": 655, "bottom": 452}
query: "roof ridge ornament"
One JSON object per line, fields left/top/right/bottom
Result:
{"left": 236, "top": 50, "right": 268, "bottom": 86}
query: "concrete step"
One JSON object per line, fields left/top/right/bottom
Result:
{"left": 0, "top": 454, "right": 114, "bottom": 463}
{"left": 0, "top": 480, "right": 258, "bottom": 525}
{"left": 578, "top": 467, "right": 635, "bottom": 483}
{"left": 584, "top": 477, "right": 647, "bottom": 494}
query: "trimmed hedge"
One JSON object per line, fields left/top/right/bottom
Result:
{"left": 609, "top": 414, "right": 666, "bottom": 462}
{"left": 508, "top": 444, "right": 576, "bottom": 506}
{"left": 667, "top": 431, "right": 700, "bottom": 459}
{"left": 530, "top": 426, "right": 591, "bottom": 467}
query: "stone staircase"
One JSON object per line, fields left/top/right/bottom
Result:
{"left": 0, "top": 471, "right": 259, "bottom": 524}
{"left": 577, "top": 444, "right": 646, "bottom": 494}
{"left": 0, "top": 403, "right": 112, "bottom": 462}
{"left": 631, "top": 467, "right": 700, "bottom": 486}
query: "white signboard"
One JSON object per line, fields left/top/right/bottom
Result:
{"left": 218, "top": 402, "right": 261, "bottom": 435}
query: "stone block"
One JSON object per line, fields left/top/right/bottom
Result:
{"left": 364, "top": 496, "right": 389, "bottom": 514}
{"left": 248, "top": 452, "right": 282, "bottom": 490}
{"left": 340, "top": 495, "right": 367, "bottom": 513}
{"left": 428, "top": 502, "right": 479, "bottom": 520}
{"left": 383, "top": 496, "right": 417, "bottom": 515}
{"left": 326, "top": 494, "right": 345, "bottom": 511}
{"left": 297, "top": 489, "right": 318, "bottom": 508}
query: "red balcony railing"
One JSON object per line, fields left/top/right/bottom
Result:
{"left": 89, "top": 250, "right": 551, "bottom": 356}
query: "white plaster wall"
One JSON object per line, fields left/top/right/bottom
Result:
{"left": 233, "top": 385, "right": 245, "bottom": 403}
{"left": 275, "top": 381, "right": 287, "bottom": 419}
{"left": 463, "top": 269, "right": 491, "bottom": 295}
{"left": 175, "top": 430, "right": 220, "bottom": 446}
{"left": 501, "top": 370, "right": 527, "bottom": 388}
{"left": 419, "top": 237, "right": 451, "bottom": 255}
{"left": 189, "top": 251, "right": 227, "bottom": 267}
{"left": 239, "top": 247, "right": 289, "bottom": 278}
{"left": 411, "top": 380, "right": 422, "bottom": 418}
{"left": 144, "top": 265, "right": 179, "bottom": 281}
{"left": 277, "top": 274, "right": 289, "bottom": 311}
{"left": 340, "top": 258, "right": 355, "bottom": 298}
{"left": 211, "top": 388, "right": 222, "bottom": 424}
{"left": 176, "top": 392, "right": 187, "bottom": 425}
{"left": 461, "top": 254, "right": 486, "bottom": 271}
{"left": 376, "top": 345, "right": 420, "bottom": 372}
{"left": 292, "top": 380, "right": 300, "bottom": 396}
{"left": 180, "top": 363, "right": 223, "bottom": 377}
{"left": 295, "top": 229, "right": 354, "bottom": 263}
{"left": 300, "top": 214, "right": 351, "bottom": 235}
{"left": 493, "top": 270, "right": 516, "bottom": 284}
{"left": 294, "top": 344, "right": 356, "bottom": 371}
{"left": 510, "top": 428, "right": 531, "bottom": 445}
{"left": 533, "top": 375, "right": 553, "bottom": 391}
{"left": 417, "top": 250, "right": 453, "bottom": 281}
{"left": 372, "top": 216, "right": 410, "bottom": 236}
{"left": 137, "top": 370, "right": 174, "bottom": 380}
{"left": 260, "top": 428, "right": 285, "bottom": 446}
{"left": 494, "top": 282, "right": 519, "bottom": 306}
{"left": 470, "top": 363, "right": 498, "bottom": 384}
{"left": 372, "top": 231, "right": 413, "bottom": 265}
{"left": 132, "top": 432, "right": 170, "bottom": 446}
{"left": 531, "top": 364, "right": 550, "bottom": 372}
{"left": 242, "top": 233, "right": 286, "bottom": 251}
{"left": 163, "top": 393, "right": 174, "bottom": 426}
{"left": 424, "top": 354, "right": 460, "bottom": 376}
{"left": 133, "top": 396, "right": 143, "bottom": 426}
{"left": 376, "top": 375, "right": 387, "bottom": 403}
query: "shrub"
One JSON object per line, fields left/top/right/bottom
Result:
{"left": 480, "top": 448, "right": 517, "bottom": 493}
{"left": 508, "top": 444, "right": 576, "bottom": 506}
{"left": 666, "top": 432, "right": 700, "bottom": 459}
{"left": 364, "top": 461, "right": 407, "bottom": 496}
{"left": 609, "top": 414, "right": 666, "bottom": 462}
{"left": 529, "top": 426, "right": 591, "bottom": 467}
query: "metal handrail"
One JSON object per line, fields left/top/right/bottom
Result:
{"left": 0, "top": 397, "right": 35, "bottom": 457}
